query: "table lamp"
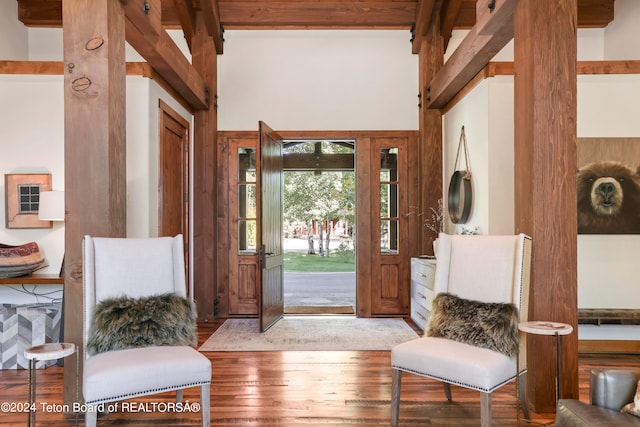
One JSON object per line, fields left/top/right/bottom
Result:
{"left": 38, "top": 190, "right": 65, "bottom": 276}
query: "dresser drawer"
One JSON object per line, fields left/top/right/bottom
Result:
{"left": 411, "top": 258, "right": 436, "bottom": 289}
{"left": 410, "top": 257, "right": 437, "bottom": 332}
{"left": 411, "top": 281, "right": 434, "bottom": 311}
{"left": 410, "top": 303, "right": 429, "bottom": 332}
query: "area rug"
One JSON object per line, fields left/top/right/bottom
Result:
{"left": 199, "top": 317, "right": 419, "bottom": 351}
{"left": 284, "top": 305, "right": 355, "bottom": 315}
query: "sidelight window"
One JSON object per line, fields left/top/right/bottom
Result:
{"left": 238, "top": 148, "right": 257, "bottom": 252}
{"left": 380, "top": 147, "right": 399, "bottom": 254}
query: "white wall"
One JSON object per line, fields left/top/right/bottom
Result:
{"left": 218, "top": 30, "right": 418, "bottom": 131}
{"left": 0, "top": 1, "right": 28, "bottom": 60}
{"left": 442, "top": 77, "right": 514, "bottom": 236}
{"left": 604, "top": 0, "right": 640, "bottom": 59}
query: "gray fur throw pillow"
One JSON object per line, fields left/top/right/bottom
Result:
{"left": 426, "top": 292, "right": 519, "bottom": 356}
{"left": 87, "top": 293, "right": 197, "bottom": 355}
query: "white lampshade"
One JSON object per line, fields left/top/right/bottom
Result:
{"left": 38, "top": 191, "right": 65, "bottom": 221}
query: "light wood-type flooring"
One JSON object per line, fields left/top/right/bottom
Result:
{"left": 0, "top": 319, "right": 637, "bottom": 426}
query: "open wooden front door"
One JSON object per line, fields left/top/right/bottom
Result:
{"left": 259, "top": 121, "right": 285, "bottom": 332}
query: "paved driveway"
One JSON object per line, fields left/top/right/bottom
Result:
{"left": 284, "top": 272, "right": 356, "bottom": 307}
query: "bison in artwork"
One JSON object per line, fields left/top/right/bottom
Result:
{"left": 577, "top": 161, "right": 640, "bottom": 234}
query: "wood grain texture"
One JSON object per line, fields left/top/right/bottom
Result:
{"left": 61, "top": 0, "right": 127, "bottom": 407}
{"left": 17, "top": 0, "right": 616, "bottom": 29}
{"left": 356, "top": 137, "right": 373, "bottom": 318}
{"left": 411, "top": 0, "right": 435, "bottom": 54}
{"left": 514, "top": 0, "right": 578, "bottom": 413}
{"left": 125, "top": 20, "right": 208, "bottom": 110}
{"left": 369, "top": 137, "right": 413, "bottom": 316}
{"left": 217, "top": 1, "right": 417, "bottom": 29}
{"left": 418, "top": 10, "right": 443, "bottom": 255}
{"left": 192, "top": 16, "right": 218, "bottom": 321}
{"left": 426, "top": 0, "right": 516, "bottom": 109}
{"left": 258, "top": 122, "right": 285, "bottom": 332}
{"left": 1, "top": 321, "right": 637, "bottom": 426}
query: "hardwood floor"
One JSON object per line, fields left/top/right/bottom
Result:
{"left": 0, "top": 320, "right": 637, "bottom": 426}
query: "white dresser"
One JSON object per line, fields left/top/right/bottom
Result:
{"left": 410, "top": 257, "right": 436, "bottom": 332}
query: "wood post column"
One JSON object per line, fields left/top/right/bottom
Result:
{"left": 192, "top": 13, "right": 218, "bottom": 321}
{"left": 514, "top": 0, "right": 579, "bottom": 413}
{"left": 62, "top": 0, "right": 127, "bottom": 405}
{"left": 419, "top": 7, "right": 444, "bottom": 255}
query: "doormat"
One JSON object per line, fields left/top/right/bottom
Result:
{"left": 198, "top": 317, "right": 419, "bottom": 352}
{"left": 284, "top": 305, "right": 355, "bottom": 315}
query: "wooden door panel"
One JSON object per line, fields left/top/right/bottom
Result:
{"left": 369, "top": 137, "right": 412, "bottom": 316}
{"left": 158, "top": 100, "right": 190, "bottom": 293}
{"left": 259, "top": 122, "right": 284, "bottom": 332}
{"left": 227, "top": 137, "right": 260, "bottom": 316}
{"left": 159, "top": 101, "right": 189, "bottom": 239}
{"left": 229, "top": 262, "right": 259, "bottom": 315}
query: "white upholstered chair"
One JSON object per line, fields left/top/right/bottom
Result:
{"left": 391, "top": 233, "right": 532, "bottom": 427}
{"left": 82, "top": 235, "right": 211, "bottom": 427}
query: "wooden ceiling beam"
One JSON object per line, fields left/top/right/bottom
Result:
{"left": 200, "top": 0, "right": 225, "bottom": 54}
{"left": 452, "top": 0, "right": 614, "bottom": 28}
{"left": 123, "top": 0, "right": 209, "bottom": 109}
{"left": 411, "top": 0, "right": 436, "bottom": 54}
{"left": 576, "top": 0, "right": 615, "bottom": 28}
{"left": 440, "top": 0, "right": 464, "bottom": 52}
{"left": 426, "top": 0, "right": 515, "bottom": 109}
{"left": 172, "top": 0, "right": 196, "bottom": 51}
{"left": 196, "top": 1, "right": 418, "bottom": 29}
{"left": 18, "top": 0, "right": 615, "bottom": 29}
{"left": 120, "top": 0, "right": 162, "bottom": 39}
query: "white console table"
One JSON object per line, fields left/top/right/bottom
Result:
{"left": 410, "top": 257, "right": 436, "bottom": 332}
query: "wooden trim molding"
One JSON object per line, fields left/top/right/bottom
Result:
{"left": 0, "top": 60, "right": 194, "bottom": 114}
{"left": 442, "top": 60, "right": 640, "bottom": 113}
{"left": 0, "top": 60, "right": 149, "bottom": 75}
{"left": 579, "top": 340, "right": 640, "bottom": 355}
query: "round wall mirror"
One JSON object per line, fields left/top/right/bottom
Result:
{"left": 447, "top": 170, "right": 472, "bottom": 224}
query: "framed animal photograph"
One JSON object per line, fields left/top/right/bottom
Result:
{"left": 4, "top": 173, "right": 52, "bottom": 229}
{"left": 577, "top": 138, "right": 640, "bottom": 234}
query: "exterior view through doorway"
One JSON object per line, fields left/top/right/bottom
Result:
{"left": 282, "top": 140, "right": 356, "bottom": 315}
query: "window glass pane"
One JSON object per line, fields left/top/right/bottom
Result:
{"left": 238, "top": 184, "right": 257, "bottom": 219}
{"left": 380, "top": 146, "right": 399, "bottom": 255}
{"left": 238, "top": 148, "right": 256, "bottom": 182}
{"left": 380, "top": 184, "right": 398, "bottom": 219}
{"left": 238, "top": 219, "right": 257, "bottom": 253}
{"left": 380, "top": 147, "right": 398, "bottom": 182}
{"left": 380, "top": 220, "right": 398, "bottom": 254}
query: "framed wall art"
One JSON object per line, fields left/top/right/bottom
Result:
{"left": 577, "top": 138, "right": 640, "bottom": 234}
{"left": 4, "top": 173, "right": 52, "bottom": 229}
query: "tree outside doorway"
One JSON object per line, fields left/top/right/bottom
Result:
{"left": 282, "top": 140, "right": 356, "bottom": 312}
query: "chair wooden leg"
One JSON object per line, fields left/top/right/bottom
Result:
{"left": 85, "top": 411, "right": 97, "bottom": 427}
{"left": 391, "top": 369, "right": 402, "bottom": 427}
{"left": 480, "top": 392, "right": 492, "bottom": 427}
{"left": 201, "top": 384, "right": 211, "bottom": 427}
{"left": 443, "top": 383, "right": 452, "bottom": 401}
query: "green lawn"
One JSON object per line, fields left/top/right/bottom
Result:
{"left": 284, "top": 251, "right": 355, "bottom": 272}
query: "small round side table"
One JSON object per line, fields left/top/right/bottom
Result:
{"left": 24, "top": 342, "right": 76, "bottom": 427}
{"left": 518, "top": 321, "right": 573, "bottom": 406}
